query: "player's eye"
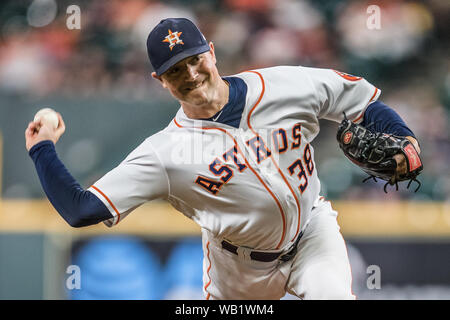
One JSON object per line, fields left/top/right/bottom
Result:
{"left": 168, "top": 67, "right": 180, "bottom": 75}
{"left": 191, "top": 56, "right": 200, "bottom": 64}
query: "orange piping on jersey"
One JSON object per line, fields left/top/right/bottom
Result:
{"left": 173, "top": 118, "right": 287, "bottom": 249}
{"left": 245, "top": 70, "right": 302, "bottom": 242}
{"left": 230, "top": 136, "right": 286, "bottom": 249}
{"left": 204, "top": 241, "right": 212, "bottom": 300}
{"left": 368, "top": 87, "right": 379, "bottom": 103}
{"left": 353, "top": 87, "right": 379, "bottom": 123}
{"left": 245, "top": 70, "right": 266, "bottom": 130}
{"left": 90, "top": 185, "right": 121, "bottom": 224}
{"left": 173, "top": 118, "right": 183, "bottom": 128}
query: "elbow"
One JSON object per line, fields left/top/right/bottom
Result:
{"left": 58, "top": 198, "right": 110, "bottom": 228}
{"left": 63, "top": 209, "right": 96, "bottom": 228}
{"left": 66, "top": 216, "right": 86, "bottom": 228}
{"left": 69, "top": 220, "right": 85, "bottom": 228}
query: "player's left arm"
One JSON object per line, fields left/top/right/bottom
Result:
{"left": 360, "top": 100, "right": 421, "bottom": 176}
{"left": 302, "top": 67, "right": 420, "bottom": 177}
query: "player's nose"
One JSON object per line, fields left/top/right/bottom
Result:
{"left": 185, "top": 64, "right": 199, "bottom": 81}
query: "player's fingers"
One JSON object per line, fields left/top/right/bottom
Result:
{"left": 25, "top": 126, "right": 32, "bottom": 138}
{"left": 25, "top": 122, "right": 38, "bottom": 140}
{"left": 27, "top": 121, "right": 40, "bottom": 134}
{"left": 56, "top": 112, "right": 65, "bottom": 133}
{"left": 51, "top": 113, "right": 65, "bottom": 144}
{"left": 394, "top": 154, "right": 407, "bottom": 175}
{"left": 33, "top": 119, "right": 43, "bottom": 131}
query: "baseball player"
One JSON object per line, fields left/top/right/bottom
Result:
{"left": 25, "top": 18, "right": 421, "bottom": 299}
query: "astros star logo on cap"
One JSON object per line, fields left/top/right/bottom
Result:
{"left": 162, "top": 29, "right": 184, "bottom": 51}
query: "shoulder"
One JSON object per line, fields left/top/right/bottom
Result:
{"left": 229, "top": 66, "right": 317, "bottom": 99}
{"left": 145, "top": 123, "right": 178, "bottom": 147}
{"left": 123, "top": 123, "right": 176, "bottom": 160}
{"left": 231, "top": 66, "right": 315, "bottom": 89}
{"left": 233, "top": 65, "right": 304, "bottom": 80}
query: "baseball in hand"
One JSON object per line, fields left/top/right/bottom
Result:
{"left": 34, "top": 108, "right": 59, "bottom": 130}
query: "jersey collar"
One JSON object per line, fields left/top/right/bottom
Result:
{"left": 174, "top": 76, "right": 247, "bottom": 129}
{"left": 174, "top": 107, "right": 236, "bottom": 129}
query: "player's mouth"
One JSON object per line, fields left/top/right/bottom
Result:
{"left": 184, "top": 80, "right": 205, "bottom": 92}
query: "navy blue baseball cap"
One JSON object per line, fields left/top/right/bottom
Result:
{"left": 147, "top": 18, "right": 211, "bottom": 76}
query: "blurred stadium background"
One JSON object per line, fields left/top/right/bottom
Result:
{"left": 0, "top": 0, "right": 449, "bottom": 299}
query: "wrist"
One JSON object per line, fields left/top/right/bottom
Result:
{"left": 29, "top": 140, "right": 55, "bottom": 157}
{"left": 406, "top": 136, "right": 420, "bottom": 154}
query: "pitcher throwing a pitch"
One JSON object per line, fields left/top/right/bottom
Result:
{"left": 25, "top": 18, "right": 422, "bottom": 299}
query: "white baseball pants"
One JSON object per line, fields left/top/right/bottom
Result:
{"left": 201, "top": 198, "right": 355, "bottom": 300}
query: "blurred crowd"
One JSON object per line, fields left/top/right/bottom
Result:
{"left": 0, "top": 0, "right": 449, "bottom": 201}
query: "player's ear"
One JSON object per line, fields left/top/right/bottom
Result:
{"left": 151, "top": 72, "right": 167, "bottom": 88}
{"left": 208, "top": 41, "right": 216, "bottom": 64}
{"left": 151, "top": 72, "right": 161, "bottom": 81}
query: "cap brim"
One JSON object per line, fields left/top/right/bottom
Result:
{"left": 156, "top": 44, "right": 211, "bottom": 76}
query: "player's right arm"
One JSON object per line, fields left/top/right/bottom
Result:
{"left": 25, "top": 114, "right": 169, "bottom": 228}
{"left": 25, "top": 114, "right": 113, "bottom": 227}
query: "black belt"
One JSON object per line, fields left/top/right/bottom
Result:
{"left": 221, "top": 231, "right": 304, "bottom": 263}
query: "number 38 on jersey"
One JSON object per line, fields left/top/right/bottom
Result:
{"left": 195, "top": 123, "right": 315, "bottom": 195}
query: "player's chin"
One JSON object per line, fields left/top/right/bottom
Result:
{"left": 182, "top": 88, "right": 209, "bottom": 104}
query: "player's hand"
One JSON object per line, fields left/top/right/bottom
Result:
{"left": 25, "top": 112, "right": 66, "bottom": 152}
{"left": 394, "top": 136, "right": 421, "bottom": 177}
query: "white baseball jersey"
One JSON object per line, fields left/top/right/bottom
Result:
{"left": 88, "top": 66, "right": 380, "bottom": 253}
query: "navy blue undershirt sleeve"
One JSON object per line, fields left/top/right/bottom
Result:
{"left": 29, "top": 140, "right": 113, "bottom": 227}
{"left": 361, "top": 101, "right": 416, "bottom": 138}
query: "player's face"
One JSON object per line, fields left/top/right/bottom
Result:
{"left": 154, "top": 42, "right": 222, "bottom": 106}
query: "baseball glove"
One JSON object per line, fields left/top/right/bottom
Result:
{"left": 336, "top": 114, "right": 423, "bottom": 193}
